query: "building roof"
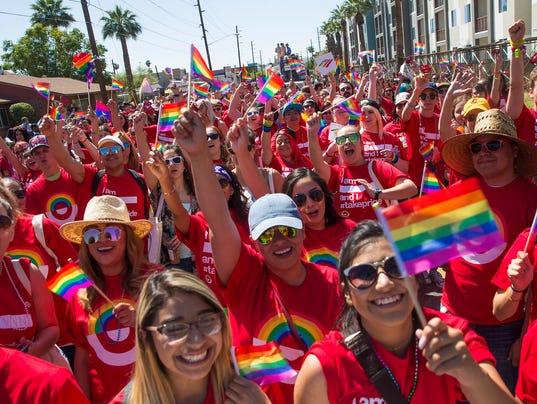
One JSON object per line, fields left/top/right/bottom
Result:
{"left": 0, "top": 73, "right": 111, "bottom": 95}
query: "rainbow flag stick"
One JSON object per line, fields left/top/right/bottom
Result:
{"left": 523, "top": 209, "right": 537, "bottom": 253}
{"left": 321, "top": 93, "right": 358, "bottom": 115}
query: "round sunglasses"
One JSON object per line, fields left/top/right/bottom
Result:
{"left": 293, "top": 188, "right": 324, "bottom": 207}
{"left": 83, "top": 226, "right": 122, "bottom": 244}
{"left": 344, "top": 256, "right": 403, "bottom": 289}
{"left": 468, "top": 139, "right": 506, "bottom": 154}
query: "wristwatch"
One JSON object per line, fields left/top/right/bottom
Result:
{"left": 374, "top": 188, "right": 382, "bottom": 200}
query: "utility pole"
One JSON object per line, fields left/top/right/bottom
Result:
{"left": 259, "top": 50, "right": 263, "bottom": 74}
{"left": 317, "top": 27, "right": 322, "bottom": 53}
{"left": 80, "top": 0, "right": 108, "bottom": 105}
{"left": 250, "top": 41, "right": 256, "bottom": 76}
{"left": 111, "top": 59, "right": 117, "bottom": 75}
{"left": 195, "top": 0, "right": 212, "bottom": 70}
{"left": 234, "top": 26, "right": 242, "bottom": 68}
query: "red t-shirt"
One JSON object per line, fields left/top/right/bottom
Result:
{"left": 284, "top": 125, "right": 309, "bottom": 157}
{"left": 491, "top": 228, "right": 537, "bottom": 325}
{"left": 0, "top": 257, "right": 37, "bottom": 349}
{"left": 302, "top": 219, "right": 356, "bottom": 270}
{"left": 25, "top": 167, "right": 90, "bottom": 226}
{"left": 0, "top": 347, "right": 89, "bottom": 404}
{"left": 307, "top": 309, "right": 495, "bottom": 404}
{"left": 442, "top": 176, "right": 537, "bottom": 325}
{"left": 83, "top": 165, "right": 149, "bottom": 220}
{"left": 516, "top": 322, "right": 537, "bottom": 403}
{"left": 222, "top": 242, "right": 342, "bottom": 403}
{"left": 327, "top": 160, "right": 410, "bottom": 222}
{"left": 361, "top": 130, "right": 407, "bottom": 162}
{"left": 7, "top": 214, "right": 78, "bottom": 346}
{"left": 513, "top": 105, "right": 537, "bottom": 147}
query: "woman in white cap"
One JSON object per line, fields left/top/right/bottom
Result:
{"left": 60, "top": 195, "right": 159, "bottom": 404}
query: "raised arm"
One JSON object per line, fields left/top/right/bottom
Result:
{"left": 327, "top": 73, "right": 337, "bottom": 101}
{"left": 505, "top": 19, "right": 526, "bottom": 121}
{"left": 489, "top": 53, "right": 504, "bottom": 108}
{"left": 439, "top": 70, "right": 474, "bottom": 142}
{"left": 132, "top": 111, "right": 158, "bottom": 191}
{"left": 70, "top": 125, "right": 100, "bottom": 167}
{"left": 106, "top": 99, "right": 123, "bottom": 133}
{"left": 0, "top": 136, "right": 27, "bottom": 178}
{"left": 228, "top": 83, "right": 247, "bottom": 122}
{"left": 173, "top": 109, "right": 240, "bottom": 286}
{"left": 401, "top": 74, "right": 429, "bottom": 122}
{"left": 261, "top": 112, "right": 275, "bottom": 167}
{"left": 39, "top": 117, "right": 85, "bottom": 183}
{"left": 306, "top": 112, "right": 331, "bottom": 182}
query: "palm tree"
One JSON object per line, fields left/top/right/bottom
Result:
{"left": 345, "top": 0, "right": 376, "bottom": 70}
{"left": 101, "top": 6, "right": 141, "bottom": 101}
{"left": 320, "top": 19, "right": 339, "bottom": 58}
{"left": 393, "top": 0, "right": 404, "bottom": 68}
{"left": 331, "top": 5, "right": 350, "bottom": 70}
{"left": 30, "top": 0, "right": 75, "bottom": 28}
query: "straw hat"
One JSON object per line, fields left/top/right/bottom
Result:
{"left": 441, "top": 109, "right": 537, "bottom": 177}
{"left": 59, "top": 195, "right": 153, "bottom": 244}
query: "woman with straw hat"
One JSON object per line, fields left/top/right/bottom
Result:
{"left": 60, "top": 195, "right": 160, "bottom": 404}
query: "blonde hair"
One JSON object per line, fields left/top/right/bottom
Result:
{"left": 78, "top": 225, "right": 148, "bottom": 311}
{"left": 359, "top": 105, "right": 384, "bottom": 137}
{"left": 128, "top": 271, "right": 233, "bottom": 404}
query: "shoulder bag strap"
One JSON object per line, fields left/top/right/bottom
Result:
{"left": 11, "top": 259, "right": 32, "bottom": 296}
{"left": 32, "top": 214, "right": 60, "bottom": 269}
{"left": 344, "top": 330, "right": 407, "bottom": 404}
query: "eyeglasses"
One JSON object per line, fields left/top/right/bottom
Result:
{"left": 98, "top": 145, "right": 122, "bottom": 155}
{"left": 13, "top": 189, "right": 26, "bottom": 199}
{"left": 258, "top": 225, "right": 298, "bottom": 245}
{"left": 218, "top": 178, "right": 231, "bottom": 188}
{"left": 468, "top": 139, "right": 506, "bottom": 154}
{"left": 247, "top": 111, "right": 259, "bottom": 116}
{"left": 207, "top": 133, "right": 220, "bottom": 140}
{"left": 146, "top": 312, "right": 224, "bottom": 342}
{"left": 293, "top": 188, "right": 324, "bottom": 207}
{"left": 276, "top": 137, "right": 291, "bottom": 146}
{"left": 165, "top": 156, "right": 183, "bottom": 165}
{"left": 83, "top": 226, "right": 122, "bottom": 244}
{"left": 344, "top": 256, "right": 403, "bottom": 289}
{"left": 335, "top": 133, "right": 360, "bottom": 145}
{"left": 419, "top": 93, "right": 437, "bottom": 100}
{"left": 0, "top": 215, "right": 13, "bottom": 230}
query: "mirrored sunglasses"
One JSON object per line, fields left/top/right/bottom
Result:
{"left": 335, "top": 133, "right": 360, "bottom": 145}
{"left": 207, "top": 133, "right": 220, "bottom": 140}
{"left": 98, "top": 145, "right": 122, "bottom": 155}
{"left": 83, "top": 226, "right": 122, "bottom": 244}
{"left": 258, "top": 225, "right": 298, "bottom": 245}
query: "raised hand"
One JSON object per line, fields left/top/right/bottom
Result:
{"left": 306, "top": 112, "right": 322, "bottom": 135}
{"left": 144, "top": 150, "right": 170, "bottom": 181}
{"left": 171, "top": 109, "right": 208, "bottom": 158}
{"left": 507, "top": 251, "right": 533, "bottom": 292}
{"left": 508, "top": 19, "right": 525, "bottom": 43}
{"left": 39, "top": 116, "right": 56, "bottom": 137}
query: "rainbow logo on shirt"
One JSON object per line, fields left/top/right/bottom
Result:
{"left": 257, "top": 313, "right": 324, "bottom": 349}
{"left": 303, "top": 247, "right": 339, "bottom": 269}
{"left": 6, "top": 248, "right": 47, "bottom": 271}
{"left": 46, "top": 193, "right": 77, "bottom": 224}
{"left": 88, "top": 300, "right": 122, "bottom": 335}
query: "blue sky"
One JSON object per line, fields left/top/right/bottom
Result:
{"left": 1, "top": 0, "right": 337, "bottom": 74}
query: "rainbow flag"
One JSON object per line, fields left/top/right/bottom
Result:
{"left": 193, "top": 83, "right": 209, "bottom": 98}
{"left": 358, "top": 50, "right": 375, "bottom": 60}
{"left": 421, "top": 166, "right": 444, "bottom": 194}
{"left": 419, "top": 141, "right": 434, "bottom": 160}
{"left": 111, "top": 79, "right": 124, "bottom": 91}
{"left": 376, "top": 178, "right": 503, "bottom": 276}
{"left": 241, "top": 65, "right": 253, "bottom": 81}
{"left": 231, "top": 342, "right": 297, "bottom": 386}
{"left": 46, "top": 261, "right": 94, "bottom": 301}
{"left": 95, "top": 101, "right": 111, "bottom": 121}
{"left": 414, "top": 42, "right": 425, "bottom": 55}
{"left": 288, "top": 91, "right": 306, "bottom": 105}
{"left": 73, "top": 52, "right": 93, "bottom": 76}
{"left": 32, "top": 82, "right": 50, "bottom": 99}
{"left": 256, "top": 75, "right": 285, "bottom": 104}
{"left": 339, "top": 98, "right": 361, "bottom": 120}
{"left": 289, "top": 58, "right": 304, "bottom": 71}
{"left": 73, "top": 111, "right": 86, "bottom": 122}
{"left": 163, "top": 67, "right": 173, "bottom": 78}
{"left": 191, "top": 45, "right": 216, "bottom": 87}
{"left": 158, "top": 103, "right": 181, "bottom": 133}
{"left": 49, "top": 106, "right": 62, "bottom": 120}
{"left": 257, "top": 75, "right": 267, "bottom": 90}
{"left": 439, "top": 58, "right": 449, "bottom": 67}
{"left": 219, "top": 81, "right": 231, "bottom": 94}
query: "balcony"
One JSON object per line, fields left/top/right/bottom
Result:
{"left": 475, "top": 16, "right": 487, "bottom": 33}
{"left": 436, "top": 29, "right": 446, "bottom": 41}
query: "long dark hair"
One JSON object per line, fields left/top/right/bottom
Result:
{"left": 282, "top": 168, "right": 340, "bottom": 227}
{"left": 217, "top": 164, "right": 249, "bottom": 225}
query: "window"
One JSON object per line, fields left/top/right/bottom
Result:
{"left": 464, "top": 4, "right": 471, "bottom": 23}
{"left": 430, "top": 18, "right": 435, "bottom": 33}
{"left": 412, "top": 27, "right": 416, "bottom": 41}
{"left": 409, "top": 0, "right": 414, "bottom": 13}
{"left": 499, "top": 0, "right": 507, "bottom": 12}
{"left": 451, "top": 9, "right": 457, "bottom": 27}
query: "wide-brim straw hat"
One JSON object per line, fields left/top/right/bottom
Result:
{"left": 60, "top": 195, "right": 153, "bottom": 244}
{"left": 441, "top": 109, "right": 537, "bottom": 177}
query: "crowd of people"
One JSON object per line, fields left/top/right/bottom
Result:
{"left": 0, "top": 18, "right": 537, "bottom": 403}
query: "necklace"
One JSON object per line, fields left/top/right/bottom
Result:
{"left": 97, "top": 290, "right": 125, "bottom": 345}
{"left": 373, "top": 336, "right": 420, "bottom": 402}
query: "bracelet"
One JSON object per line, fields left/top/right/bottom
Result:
{"left": 509, "top": 39, "right": 525, "bottom": 47}
{"left": 510, "top": 284, "right": 528, "bottom": 293}
{"left": 162, "top": 186, "right": 176, "bottom": 196}
{"left": 374, "top": 188, "right": 382, "bottom": 200}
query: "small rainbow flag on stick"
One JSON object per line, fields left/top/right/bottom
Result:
{"left": 158, "top": 103, "right": 181, "bottom": 134}
{"left": 419, "top": 141, "right": 434, "bottom": 161}
{"left": 231, "top": 342, "right": 297, "bottom": 386}
{"left": 420, "top": 164, "right": 444, "bottom": 195}
{"left": 73, "top": 52, "right": 93, "bottom": 76}
{"left": 32, "top": 82, "right": 50, "bottom": 99}
{"left": 111, "top": 79, "right": 124, "bottom": 91}
{"left": 414, "top": 42, "right": 425, "bottom": 55}
{"left": 95, "top": 101, "right": 111, "bottom": 121}
{"left": 256, "top": 75, "right": 285, "bottom": 104}
{"left": 219, "top": 82, "right": 231, "bottom": 95}
{"left": 193, "top": 83, "right": 209, "bottom": 98}
{"left": 375, "top": 177, "right": 503, "bottom": 276}
{"left": 46, "top": 261, "right": 94, "bottom": 301}
{"left": 339, "top": 98, "right": 361, "bottom": 120}
{"left": 191, "top": 45, "right": 216, "bottom": 87}
{"left": 49, "top": 106, "right": 62, "bottom": 120}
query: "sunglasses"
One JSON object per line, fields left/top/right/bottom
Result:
{"left": 468, "top": 139, "right": 506, "bottom": 154}
{"left": 207, "top": 133, "right": 220, "bottom": 140}
{"left": 98, "top": 145, "right": 122, "bottom": 155}
{"left": 293, "top": 188, "right": 324, "bottom": 207}
{"left": 146, "top": 312, "right": 223, "bottom": 342}
{"left": 213, "top": 106, "right": 222, "bottom": 111}
{"left": 419, "top": 93, "right": 437, "bottom": 100}
{"left": 165, "top": 156, "right": 183, "bottom": 165}
{"left": 83, "top": 226, "right": 122, "bottom": 244}
{"left": 218, "top": 178, "right": 231, "bottom": 188}
{"left": 258, "top": 225, "right": 298, "bottom": 245}
{"left": 247, "top": 111, "right": 260, "bottom": 116}
{"left": 344, "top": 256, "right": 403, "bottom": 289}
{"left": 340, "top": 87, "right": 352, "bottom": 92}
{"left": 303, "top": 104, "right": 315, "bottom": 109}
{"left": 335, "top": 133, "right": 360, "bottom": 145}
{"left": 0, "top": 215, "right": 13, "bottom": 229}
{"left": 13, "top": 189, "right": 26, "bottom": 199}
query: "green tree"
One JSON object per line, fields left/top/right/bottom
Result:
{"left": 345, "top": 0, "right": 376, "bottom": 70}
{"left": 331, "top": 5, "right": 349, "bottom": 70}
{"left": 101, "top": 6, "right": 142, "bottom": 102}
{"left": 30, "top": 0, "right": 75, "bottom": 28}
{"left": 1, "top": 24, "right": 107, "bottom": 78}
{"left": 9, "top": 102, "right": 36, "bottom": 125}
{"left": 320, "top": 19, "right": 339, "bottom": 58}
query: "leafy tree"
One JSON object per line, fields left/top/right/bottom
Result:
{"left": 30, "top": 0, "right": 75, "bottom": 28}
{"left": 320, "top": 19, "right": 339, "bottom": 58}
{"left": 1, "top": 24, "right": 107, "bottom": 79}
{"left": 101, "top": 6, "right": 142, "bottom": 102}
{"left": 345, "top": 0, "right": 376, "bottom": 70}
{"left": 9, "top": 103, "right": 35, "bottom": 125}
{"left": 331, "top": 6, "right": 349, "bottom": 69}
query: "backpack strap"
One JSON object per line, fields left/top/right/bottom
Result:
{"left": 31, "top": 214, "right": 60, "bottom": 271}
{"left": 90, "top": 169, "right": 106, "bottom": 196}
{"left": 11, "top": 259, "right": 31, "bottom": 296}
